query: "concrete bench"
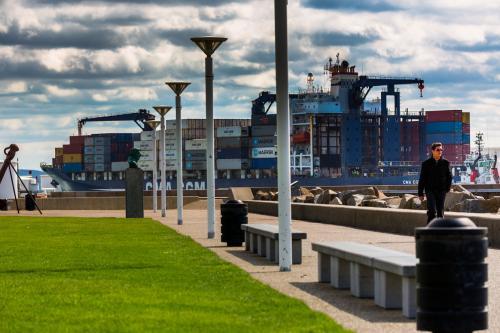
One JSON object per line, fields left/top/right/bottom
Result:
{"left": 241, "top": 224, "right": 307, "bottom": 264}
{"left": 312, "top": 241, "right": 417, "bottom": 318}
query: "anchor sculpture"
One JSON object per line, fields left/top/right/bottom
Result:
{"left": 0, "top": 144, "right": 42, "bottom": 214}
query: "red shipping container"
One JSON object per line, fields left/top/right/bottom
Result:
{"left": 425, "top": 110, "right": 462, "bottom": 122}
{"left": 462, "top": 124, "right": 470, "bottom": 134}
{"left": 69, "top": 136, "right": 87, "bottom": 145}
{"left": 63, "top": 144, "right": 83, "bottom": 154}
{"left": 463, "top": 144, "right": 471, "bottom": 154}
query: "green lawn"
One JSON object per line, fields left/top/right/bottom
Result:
{"left": 0, "top": 216, "right": 352, "bottom": 333}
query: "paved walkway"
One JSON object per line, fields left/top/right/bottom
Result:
{"left": 3, "top": 209, "right": 496, "bottom": 333}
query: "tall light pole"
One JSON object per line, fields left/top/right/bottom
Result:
{"left": 191, "top": 36, "right": 227, "bottom": 239}
{"left": 153, "top": 106, "right": 172, "bottom": 218}
{"left": 275, "top": 0, "right": 292, "bottom": 271}
{"left": 145, "top": 120, "right": 160, "bottom": 212}
{"left": 165, "top": 81, "right": 191, "bottom": 225}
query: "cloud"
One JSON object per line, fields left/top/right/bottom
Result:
{"left": 301, "top": 0, "right": 401, "bottom": 12}
{"left": 30, "top": 0, "right": 245, "bottom": 6}
{"left": 304, "top": 31, "right": 379, "bottom": 47}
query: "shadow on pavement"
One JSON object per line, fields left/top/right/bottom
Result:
{"left": 291, "top": 281, "right": 414, "bottom": 324}
{"left": 227, "top": 249, "right": 278, "bottom": 267}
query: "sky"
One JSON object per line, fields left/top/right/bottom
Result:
{"left": 0, "top": 0, "right": 499, "bottom": 169}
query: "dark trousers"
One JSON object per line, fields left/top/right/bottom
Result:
{"left": 426, "top": 191, "right": 446, "bottom": 224}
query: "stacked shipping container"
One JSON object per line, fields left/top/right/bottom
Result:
{"left": 249, "top": 115, "right": 277, "bottom": 169}
{"left": 216, "top": 127, "right": 248, "bottom": 170}
{"left": 425, "top": 110, "right": 469, "bottom": 164}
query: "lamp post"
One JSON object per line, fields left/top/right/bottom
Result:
{"left": 153, "top": 106, "right": 172, "bottom": 218}
{"left": 274, "top": 0, "right": 292, "bottom": 271}
{"left": 145, "top": 120, "right": 160, "bottom": 212}
{"left": 165, "top": 81, "right": 191, "bottom": 225}
{"left": 191, "top": 36, "right": 227, "bottom": 239}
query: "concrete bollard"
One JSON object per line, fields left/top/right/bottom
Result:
{"left": 415, "top": 218, "right": 488, "bottom": 333}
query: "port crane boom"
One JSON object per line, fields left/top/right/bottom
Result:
{"left": 77, "top": 109, "right": 155, "bottom": 135}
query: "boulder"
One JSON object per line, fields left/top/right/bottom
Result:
{"left": 347, "top": 194, "right": 377, "bottom": 206}
{"left": 456, "top": 197, "right": 500, "bottom": 213}
{"left": 373, "top": 187, "right": 387, "bottom": 199}
{"left": 255, "top": 190, "right": 271, "bottom": 201}
{"left": 300, "top": 187, "right": 311, "bottom": 196}
{"left": 270, "top": 192, "right": 278, "bottom": 201}
{"left": 399, "top": 194, "right": 417, "bottom": 209}
{"left": 304, "top": 194, "right": 315, "bottom": 203}
{"left": 444, "top": 191, "right": 476, "bottom": 210}
{"left": 330, "top": 197, "right": 343, "bottom": 205}
{"left": 382, "top": 196, "right": 402, "bottom": 208}
{"left": 338, "top": 187, "right": 377, "bottom": 205}
{"left": 407, "top": 197, "right": 422, "bottom": 210}
{"left": 362, "top": 199, "right": 389, "bottom": 208}
{"left": 309, "top": 186, "right": 324, "bottom": 196}
{"left": 316, "top": 189, "right": 338, "bottom": 204}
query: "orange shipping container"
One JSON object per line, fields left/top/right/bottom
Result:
{"left": 63, "top": 154, "right": 82, "bottom": 163}
{"left": 462, "top": 112, "right": 470, "bottom": 124}
{"left": 55, "top": 147, "right": 63, "bottom": 157}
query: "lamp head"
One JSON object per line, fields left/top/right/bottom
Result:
{"left": 190, "top": 36, "right": 227, "bottom": 57}
{"left": 153, "top": 106, "right": 172, "bottom": 116}
{"left": 165, "top": 82, "right": 191, "bottom": 96}
{"left": 145, "top": 120, "right": 161, "bottom": 129}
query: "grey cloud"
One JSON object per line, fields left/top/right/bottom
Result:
{"left": 56, "top": 13, "right": 152, "bottom": 27}
{"left": 0, "top": 22, "right": 128, "bottom": 49}
{"left": 301, "top": 0, "right": 401, "bottom": 12}
{"left": 304, "top": 31, "right": 379, "bottom": 47}
{"left": 443, "top": 35, "right": 500, "bottom": 53}
{"left": 421, "top": 68, "right": 489, "bottom": 85}
{"left": 31, "top": 0, "right": 245, "bottom": 6}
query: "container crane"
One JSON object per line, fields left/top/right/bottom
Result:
{"left": 77, "top": 109, "right": 156, "bottom": 135}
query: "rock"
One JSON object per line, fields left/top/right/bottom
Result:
{"left": 399, "top": 194, "right": 417, "bottom": 209}
{"left": 304, "top": 194, "right": 315, "bottom": 203}
{"left": 310, "top": 186, "right": 323, "bottom": 196}
{"left": 271, "top": 192, "right": 278, "bottom": 201}
{"left": 316, "top": 189, "right": 338, "bottom": 204}
{"left": 373, "top": 187, "right": 387, "bottom": 199}
{"left": 444, "top": 191, "right": 476, "bottom": 210}
{"left": 456, "top": 197, "right": 500, "bottom": 213}
{"left": 347, "top": 194, "right": 377, "bottom": 206}
{"left": 382, "top": 196, "right": 402, "bottom": 208}
{"left": 299, "top": 187, "right": 311, "bottom": 196}
{"left": 255, "top": 190, "right": 271, "bottom": 201}
{"left": 330, "top": 197, "right": 343, "bottom": 205}
{"left": 407, "top": 197, "right": 422, "bottom": 209}
{"left": 497, "top": 208, "right": 500, "bottom": 214}
{"left": 338, "top": 187, "right": 377, "bottom": 205}
{"left": 362, "top": 199, "right": 389, "bottom": 208}
{"left": 314, "top": 194, "right": 321, "bottom": 204}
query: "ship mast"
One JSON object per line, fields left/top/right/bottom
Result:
{"left": 474, "top": 132, "right": 484, "bottom": 157}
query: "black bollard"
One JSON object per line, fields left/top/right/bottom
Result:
{"left": 220, "top": 200, "right": 248, "bottom": 246}
{"left": 415, "top": 218, "right": 488, "bottom": 333}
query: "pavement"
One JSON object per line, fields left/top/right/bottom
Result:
{"left": 2, "top": 209, "right": 497, "bottom": 333}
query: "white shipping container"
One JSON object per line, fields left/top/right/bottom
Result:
{"left": 134, "top": 140, "right": 154, "bottom": 151}
{"left": 216, "top": 159, "right": 244, "bottom": 170}
{"left": 140, "top": 130, "right": 155, "bottom": 141}
{"left": 84, "top": 137, "right": 94, "bottom": 146}
{"left": 165, "top": 140, "right": 177, "bottom": 149}
{"left": 186, "top": 139, "right": 207, "bottom": 150}
{"left": 165, "top": 150, "right": 177, "bottom": 159}
{"left": 137, "top": 160, "right": 154, "bottom": 171}
{"left": 111, "top": 161, "right": 129, "bottom": 172}
{"left": 139, "top": 150, "right": 154, "bottom": 161}
{"left": 166, "top": 119, "right": 188, "bottom": 129}
{"left": 217, "top": 126, "right": 241, "bottom": 138}
{"left": 156, "top": 129, "right": 176, "bottom": 140}
{"left": 165, "top": 160, "right": 177, "bottom": 171}
{"left": 251, "top": 147, "right": 277, "bottom": 158}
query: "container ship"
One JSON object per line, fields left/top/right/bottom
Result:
{"left": 41, "top": 56, "right": 472, "bottom": 191}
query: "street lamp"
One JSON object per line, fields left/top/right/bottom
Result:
{"left": 153, "top": 106, "right": 172, "bottom": 218}
{"left": 145, "top": 120, "right": 160, "bottom": 213}
{"left": 165, "top": 81, "right": 191, "bottom": 225}
{"left": 274, "top": 1, "right": 292, "bottom": 271}
{"left": 191, "top": 36, "right": 227, "bottom": 239}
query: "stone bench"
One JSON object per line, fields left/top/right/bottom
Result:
{"left": 241, "top": 224, "right": 307, "bottom": 264}
{"left": 312, "top": 241, "right": 417, "bottom": 318}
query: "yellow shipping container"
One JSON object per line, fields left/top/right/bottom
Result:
{"left": 55, "top": 147, "right": 64, "bottom": 157}
{"left": 462, "top": 112, "right": 470, "bottom": 124}
{"left": 63, "top": 154, "right": 82, "bottom": 163}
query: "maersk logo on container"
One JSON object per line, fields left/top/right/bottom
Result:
{"left": 251, "top": 147, "right": 277, "bottom": 158}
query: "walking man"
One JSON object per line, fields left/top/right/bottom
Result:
{"left": 418, "top": 142, "right": 453, "bottom": 224}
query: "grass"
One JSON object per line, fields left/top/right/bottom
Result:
{"left": 0, "top": 216, "right": 352, "bottom": 333}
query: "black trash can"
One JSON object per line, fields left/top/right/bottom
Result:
{"left": 220, "top": 199, "right": 248, "bottom": 246}
{"left": 25, "top": 194, "right": 36, "bottom": 211}
{"left": 0, "top": 199, "right": 8, "bottom": 211}
{"left": 415, "top": 218, "right": 488, "bottom": 333}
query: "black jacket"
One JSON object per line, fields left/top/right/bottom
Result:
{"left": 418, "top": 157, "right": 452, "bottom": 196}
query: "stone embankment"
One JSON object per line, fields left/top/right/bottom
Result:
{"left": 254, "top": 185, "right": 500, "bottom": 214}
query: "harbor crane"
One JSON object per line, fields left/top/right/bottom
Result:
{"left": 77, "top": 109, "right": 156, "bottom": 135}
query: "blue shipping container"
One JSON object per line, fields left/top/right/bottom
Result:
{"left": 425, "top": 121, "right": 462, "bottom": 134}
{"left": 63, "top": 163, "right": 83, "bottom": 173}
{"left": 251, "top": 158, "right": 277, "bottom": 169}
{"left": 115, "top": 133, "right": 133, "bottom": 142}
{"left": 216, "top": 148, "right": 249, "bottom": 159}
{"left": 462, "top": 134, "right": 470, "bottom": 144}
{"left": 425, "top": 133, "right": 462, "bottom": 145}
